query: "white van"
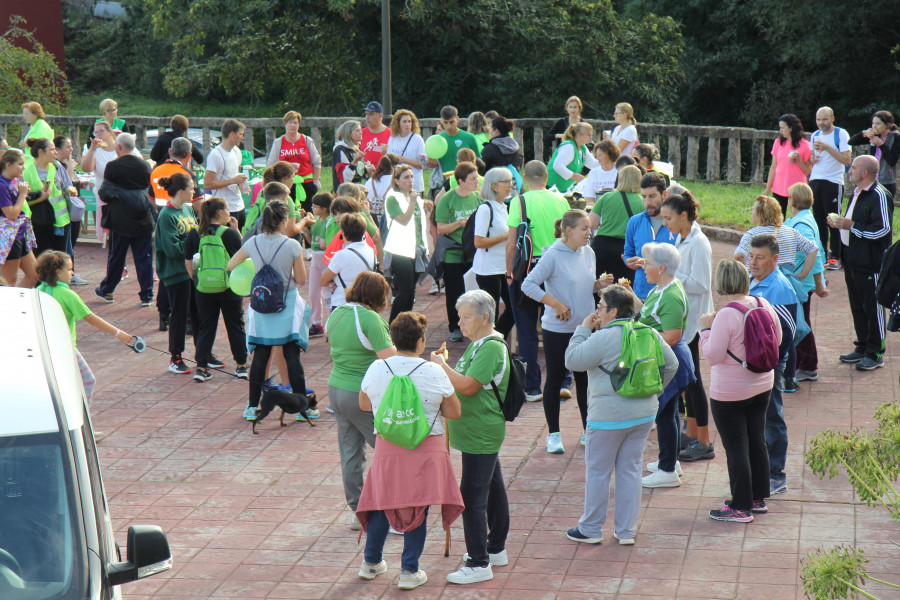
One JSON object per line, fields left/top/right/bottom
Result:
{"left": 0, "top": 287, "right": 171, "bottom": 599}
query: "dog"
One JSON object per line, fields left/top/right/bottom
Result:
{"left": 252, "top": 389, "right": 317, "bottom": 434}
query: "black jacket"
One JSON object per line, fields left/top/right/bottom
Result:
{"left": 842, "top": 183, "right": 894, "bottom": 273}
{"left": 482, "top": 136, "right": 524, "bottom": 172}
{"left": 150, "top": 130, "right": 205, "bottom": 167}
{"left": 543, "top": 117, "right": 569, "bottom": 159}
{"left": 848, "top": 130, "right": 900, "bottom": 187}
{"left": 98, "top": 179, "right": 155, "bottom": 238}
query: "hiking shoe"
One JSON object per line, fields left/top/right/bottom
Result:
{"left": 449, "top": 329, "right": 463, "bottom": 342}
{"left": 234, "top": 365, "right": 249, "bottom": 380}
{"left": 207, "top": 355, "right": 225, "bottom": 368}
{"left": 94, "top": 287, "right": 114, "bottom": 303}
{"left": 680, "top": 431, "right": 696, "bottom": 451}
{"left": 168, "top": 355, "right": 190, "bottom": 374}
{"left": 193, "top": 368, "right": 211, "bottom": 382}
{"left": 797, "top": 369, "right": 818, "bottom": 382}
{"left": 526, "top": 392, "right": 543, "bottom": 402}
{"left": 709, "top": 505, "right": 754, "bottom": 522}
{"left": 462, "top": 550, "right": 508, "bottom": 566}
{"left": 642, "top": 469, "right": 681, "bottom": 488}
{"left": 679, "top": 440, "right": 715, "bottom": 462}
{"left": 856, "top": 357, "right": 884, "bottom": 371}
{"left": 647, "top": 460, "right": 683, "bottom": 476}
{"left": 840, "top": 350, "right": 865, "bottom": 363}
{"left": 770, "top": 476, "right": 787, "bottom": 495}
{"left": 159, "top": 314, "right": 169, "bottom": 331}
{"left": 446, "top": 565, "right": 493, "bottom": 584}
{"left": 566, "top": 527, "right": 603, "bottom": 544}
{"left": 358, "top": 559, "right": 387, "bottom": 580}
{"left": 725, "top": 498, "right": 768, "bottom": 513}
{"left": 309, "top": 324, "right": 325, "bottom": 338}
{"left": 243, "top": 406, "right": 259, "bottom": 421}
{"left": 546, "top": 432, "right": 564, "bottom": 454}
{"left": 783, "top": 377, "right": 799, "bottom": 393}
{"left": 560, "top": 387, "right": 572, "bottom": 399}
{"left": 399, "top": 570, "right": 427, "bottom": 590}
{"left": 824, "top": 258, "right": 842, "bottom": 270}
{"left": 613, "top": 532, "right": 635, "bottom": 545}
{"left": 70, "top": 273, "right": 88, "bottom": 286}
{"left": 140, "top": 299, "right": 152, "bottom": 307}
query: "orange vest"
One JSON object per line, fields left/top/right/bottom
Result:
{"left": 150, "top": 161, "right": 201, "bottom": 203}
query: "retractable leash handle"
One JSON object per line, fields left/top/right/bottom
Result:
{"left": 130, "top": 336, "right": 146, "bottom": 353}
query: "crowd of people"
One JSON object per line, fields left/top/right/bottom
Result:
{"left": 1, "top": 96, "right": 898, "bottom": 590}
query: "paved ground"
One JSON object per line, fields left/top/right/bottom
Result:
{"left": 66, "top": 238, "right": 900, "bottom": 600}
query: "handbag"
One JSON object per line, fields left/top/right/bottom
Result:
{"left": 28, "top": 193, "right": 56, "bottom": 230}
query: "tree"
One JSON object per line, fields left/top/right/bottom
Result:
{"left": 0, "top": 16, "right": 68, "bottom": 114}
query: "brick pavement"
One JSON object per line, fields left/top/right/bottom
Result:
{"left": 65, "top": 238, "right": 900, "bottom": 599}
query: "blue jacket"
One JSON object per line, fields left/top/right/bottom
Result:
{"left": 750, "top": 268, "right": 797, "bottom": 359}
{"left": 623, "top": 211, "right": 674, "bottom": 298}
{"left": 784, "top": 209, "right": 825, "bottom": 294}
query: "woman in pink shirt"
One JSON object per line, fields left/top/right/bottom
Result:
{"left": 764, "top": 114, "right": 811, "bottom": 218}
{"left": 699, "top": 259, "right": 782, "bottom": 523}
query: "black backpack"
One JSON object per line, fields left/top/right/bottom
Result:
{"left": 461, "top": 201, "right": 494, "bottom": 262}
{"left": 876, "top": 237, "right": 900, "bottom": 307}
{"left": 477, "top": 337, "right": 527, "bottom": 422}
{"left": 249, "top": 238, "right": 289, "bottom": 313}
{"left": 510, "top": 195, "right": 533, "bottom": 282}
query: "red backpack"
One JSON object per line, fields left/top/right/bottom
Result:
{"left": 725, "top": 297, "right": 779, "bottom": 373}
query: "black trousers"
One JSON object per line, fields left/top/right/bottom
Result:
{"left": 230, "top": 209, "right": 246, "bottom": 232}
{"left": 773, "top": 192, "right": 789, "bottom": 219}
{"left": 249, "top": 342, "right": 306, "bottom": 408}
{"left": 590, "top": 235, "right": 633, "bottom": 282}
{"left": 195, "top": 289, "right": 247, "bottom": 369}
{"left": 157, "top": 280, "right": 171, "bottom": 317}
{"left": 443, "top": 261, "right": 471, "bottom": 332}
{"left": 542, "top": 329, "right": 588, "bottom": 432}
{"left": 460, "top": 452, "right": 509, "bottom": 568}
{"left": 810, "top": 179, "right": 843, "bottom": 260}
{"left": 683, "top": 334, "right": 709, "bottom": 427}
{"left": 99, "top": 231, "right": 154, "bottom": 302}
{"left": 388, "top": 254, "right": 415, "bottom": 323}
{"left": 475, "top": 273, "right": 514, "bottom": 338}
{"left": 34, "top": 223, "right": 70, "bottom": 258}
{"left": 844, "top": 265, "right": 885, "bottom": 360}
{"left": 165, "top": 279, "right": 199, "bottom": 358}
{"left": 710, "top": 392, "right": 771, "bottom": 510}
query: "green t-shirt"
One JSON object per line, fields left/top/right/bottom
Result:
{"left": 449, "top": 334, "right": 508, "bottom": 454}
{"left": 438, "top": 129, "right": 481, "bottom": 173}
{"left": 325, "top": 304, "right": 393, "bottom": 392}
{"left": 639, "top": 279, "right": 688, "bottom": 333}
{"left": 36, "top": 281, "right": 91, "bottom": 347}
{"left": 386, "top": 195, "right": 423, "bottom": 246}
{"left": 506, "top": 189, "right": 570, "bottom": 257}
{"left": 24, "top": 119, "right": 54, "bottom": 144}
{"left": 94, "top": 117, "right": 126, "bottom": 132}
{"left": 591, "top": 191, "right": 644, "bottom": 238}
{"left": 310, "top": 218, "right": 326, "bottom": 251}
{"left": 474, "top": 132, "right": 490, "bottom": 154}
{"left": 435, "top": 188, "right": 480, "bottom": 263}
{"left": 324, "top": 212, "right": 378, "bottom": 245}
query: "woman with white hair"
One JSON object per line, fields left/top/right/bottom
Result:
{"left": 332, "top": 120, "right": 364, "bottom": 186}
{"left": 430, "top": 290, "right": 510, "bottom": 585}
{"left": 472, "top": 168, "right": 514, "bottom": 337}
{"left": 636, "top": 242, "right": 696, "bottom": 489}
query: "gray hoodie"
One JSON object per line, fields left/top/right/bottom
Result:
{"left": 521, "top": 240, "right": 596, "bottom": 333}
{"left": 491, "top": 136, "right": 520, "bottom": 155}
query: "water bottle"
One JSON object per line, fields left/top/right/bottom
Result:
{"left": 241, "top": 165, "right": 251, "bottom": 196}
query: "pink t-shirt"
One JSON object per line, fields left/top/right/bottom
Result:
{"left": 770, "top": 138, "right": 811, "bottom": 196}
{"left": 699, "top": 297, "right": 782, "bottom": 401}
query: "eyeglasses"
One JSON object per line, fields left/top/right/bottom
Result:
{"left": 498, "top": 179, "right": 513, "bottom": 184}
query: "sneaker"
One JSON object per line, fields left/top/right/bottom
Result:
{"left": 680, "top": 431, "right": 696, "bottom": 451}
{"left": 580, "top": 432, "right": 586, "bottom": 446}
{"left": 647, "top": 460, "right": 683, "bottom": 477}
{"left": 243, "top": 406, "right": 259, "bottom": 421}
{"left": 462, "top": 550, "right": 508, "bottom": 566}
{"left": 159, "top": 314, "right": 169, "bottom": 332}
{"left": 824, "top": 258, "right": 842, "bottom": 270}
{"left": 309, "top": 324, "right": 325, "bottom": 338}
{"left": 525, "top": 392, "right": 543, "bottom": 403}
{"left": 679, "top": 440, "right": 715, "bottom": 462}
{"left": 797, "top": 369, "right": 818, "bottom": 382}
{"left": 546, "top": 432, "right": 564, "bottom": 454}
{"left": 725, "top": 498, "right": 768, "bottom": 513}
{"left": 263, "top": 378, "right": 279, "bottom": 391}
{"left": 560, "top": 387, "right": 572, "bottom": 399}
{"left": 449, "top": 329, "right": 463, "bottom": 342}
{"left": 168, "top": 355, "right": 191, "bottom": 374}
{"left": 140, "top": 299, "right": 152, "bottom": 307}
{"left": 566, "top": 527, "right": 603, "bottom": 544}
{"left": 709, "top": 505, "right": 754, "bottom": 522}
{"left": 193, "top": 368, "right": 211, "bottom": 382}
{"left": 856, "top": 357, "right": 884, "bottom": 371}
{"left": 296, "top": 409, "right": 321, "bottom": 421}
{"left": 349, "top": 512, "right": 362, "bottom": 531}
{"left": 234, "top": 365, "right": 249, "bottom": 380}
{"left": 70, "top": 273, "right": 88, "bottom": 286}
{"left": 840, "top": 350, "right": 865, "bottom": 363}
{"left": 207, "top": 355, "right": 225, "bottom": 369}
{"left": 446, "top": 565, "right": 493, "bottom": 584}
{"left": 429, "top": 281, "right": 441, "bottom": 295}
{"left": 398, "top": 570, "right": 427, "bottom": 590}
{"left": 325, "top": 405, "right": 334, "bottom": 414}
{"left": 783, "top": 377, "right": 799, "bottom": 393}
{"left": 358, "top": 559, "right": 387, "bottom": 580}
{"left": 277, "top": 383, "right": 293, "bottom": 392}
{"left": 94, "top": 287, "right": 114, "bottom": 303}
{"left": 770, "top": 476, "right": 787, "bottom": 495}
{"left": 613, "top": 532, "right": 635, "bottom": 545}
{"left": 642, "top": 469, "right": 681, "bottom": 488}
{"left": 389, "top": 526, "right": 403, "bottom": 535}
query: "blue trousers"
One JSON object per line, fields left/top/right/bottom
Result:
{"left": 508, "top": 281, "right": 542, "bottom": 395}
{"left": 99, "top": 231, "right": 154, "bottom": 302}
{"left": 364, "top": 508, "right": 428, "bottom": 573}
{"left": 766, "top": 357, "right": 788, "bottom": 479}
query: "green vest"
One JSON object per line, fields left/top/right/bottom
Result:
{"left": 546, "top": 139, "right": 585, "bottom": 193}
{"left": 23, "top": 162, "right": 70, "bottom": 228}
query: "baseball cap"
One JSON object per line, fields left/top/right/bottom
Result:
{"left": 363, "top": 101, "right": 384, "bottom": 114}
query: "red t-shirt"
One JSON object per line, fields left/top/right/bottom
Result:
{"left": 361, "top": 127, "right": 390, "bottom": 167}
{"left": 280, "top": 136, "right": 313, "bottom": 177}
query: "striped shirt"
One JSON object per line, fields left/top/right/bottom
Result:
{"left": 735, "top": 225, "right": 818, "bottom": 267}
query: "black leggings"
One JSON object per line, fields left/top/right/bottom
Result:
{"left": 475, "top": 273, "right": 514, "bottom": 338}
{"left": 683, "top": 334, "right": 709, "bottom": 427}
{"left": 542, "top": 329, "right": 588, "bottom": 432}
{"left": 166, "top": 279, "right": 198, "bottom": 358}
{"left": 249, "top": 342, "right": 306, "bottom": 408}
{"left": 773, "top": 192, "right": 789, "bottom": 219}
{"left": 389, "top": 254, "right": 415, "bottom": 323}
{"left": 194, "top": 289, "right": 247, "bottom": 369}
{"left": 443, "top": 261, "right": 471, "bottom": 332}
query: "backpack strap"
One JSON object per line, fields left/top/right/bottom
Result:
{"left": 518, "top": 194, "right": 528, "bottom": 224}
{"left": 477, "top": 201, "right": 494, "bottom": 238}
{"left": 595, "top": 320, "right": 629, "bottom": 374}
{"left": 620, "top": 191, "right": 634, "bottom": 219}
{"left": 347, "top": 246, "right": 374, "bottom": 271}
{"left": 474, "top": 337, "right": 510, "bottom": 412}
{"left": 723, "top": 298, "right": 759, "bottom": 366}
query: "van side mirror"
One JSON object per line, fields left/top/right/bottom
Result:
{"left": 107, "top": 525, "right": 172, "bottom": 587}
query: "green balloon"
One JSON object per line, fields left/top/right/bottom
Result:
{"left": 425, "top": 135, "right": 448, "bottom": 159}
{"left": 229, "top": 259, "right": 255, "bottom": 296}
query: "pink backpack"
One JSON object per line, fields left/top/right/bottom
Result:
{"left": 725, "top": 297, "right": 779, "bottom": 373}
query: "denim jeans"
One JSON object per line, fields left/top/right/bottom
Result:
{"left": 460, "top": 452, "right": 509, "bottom": 568}
{"left": 364, "top": 508, "right": 428, "bottom": 573}
{"left": 766, "top": 357, "right": 788, "bottom": 479}
{"left": 655, "top": 391, "right": 681, "bottom": 473}
{"left": 508, "top": 281, "right": 542, "bottom": 395}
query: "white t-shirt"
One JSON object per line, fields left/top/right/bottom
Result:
{"left": 328, "top": 241, "right": 376, "bottom": 306}
{"left": 387, "top": 133, "right": 426, "bottom": 192}
{"left": 472, "top": 200, "right": 509, "bottom": 276}
{"left": 206, "top": 145, "right": 244, "bottom": 212}
{"left": 361, "top": 356, "right": 454, "bottom": 437}
{"left": 91, "top": 147, "right": 119, "bottom": 197}
{"left": 809, "top": 127, "right": 851, "bottom": 185}
{"left": 612, "top": 124, "right": 638, "bottom": 156}
{"left": 583, "top": 165, "right": 618, "bottom": 199}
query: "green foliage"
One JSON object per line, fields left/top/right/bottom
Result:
{"left": 801, "top": 546, "right": 880, "bottom": 600}
{"left": 0, "top": 16, "right": 68, "bottom": 114}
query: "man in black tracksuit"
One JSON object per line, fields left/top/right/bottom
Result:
{"left": 830, "top": 155, "right": 894, "bottom": 371}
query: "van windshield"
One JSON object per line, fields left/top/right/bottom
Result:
{"left": 0, "top": 432, "right": 85, "bottom": 599}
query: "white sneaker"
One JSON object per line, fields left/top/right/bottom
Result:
{"left": 614, "top": 532, "right": 635, "bottom": 545}
{"left": 446, "top": 564, "right": 493, "bottom": 584}
{"left": 398, "top": 569, "right": 427, "bottom": 590}
{"left": 389, "top": 526, "right": 403, "bottom": 535}
{"left": 642, "top": 469, "right": 681, "bottom": 488}
{"left": 525, "top": 392, "right": 543, "bottom": 402}
{"left": 358, "top": 559, "right": 387, "bottom": 579}
{"left": 559, "top": 387, "right": 572, "bottom": 399}
{"left": 429, "top": 281, "right": 441, "bottom": 294}
{"left": 646, "top": 460, "right": 683, "bottom": 476}
{"left": 546, "top": 432, "right": 564, "bottom": 454}
{"left": 349, "top": 512, "right": 362, "bottom": 531}
{"left": 462, "top": 549, "right": 508, "bottom": 566}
